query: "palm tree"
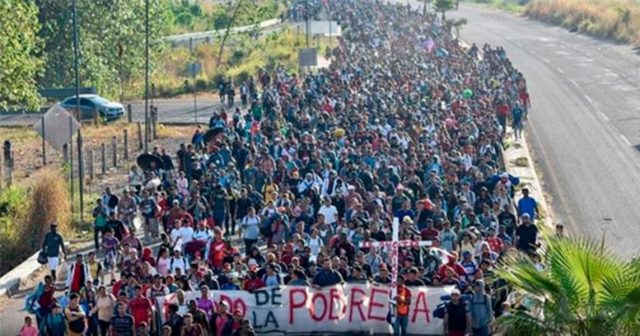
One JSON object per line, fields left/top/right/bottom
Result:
{"left": 494, "top": 236, "right": 640, "bottom": 336}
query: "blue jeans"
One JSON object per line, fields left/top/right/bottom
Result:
{"left": 393, "top": 315, "right": 409, "bottom": 336}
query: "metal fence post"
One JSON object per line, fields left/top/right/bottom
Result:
{"left": 152, "top": 106, "right": 158, "bottom": 140}
{"left": 41, "top": 116, "right": 47, "bottom": 166}
{"left": 137, "top": 122, "right": 143, "bottom": 150}
{"left": 94, "top": 107, "right": 99, "bottom": 126}
{"left": 0, "top": 151, "right": 3, "bottom": 190}
{"left": 111, "top": 136, "right": 117, "bottom": 168}
{"left": 123, "top": 129, "right": 129, "bottom": 160}
{"left": 127, "top": 104, "right": 132, "bottom": 123}
{"left": 63, "top": 143, "right": 69, "bottom": 164}
{"left": 3, "top": 143, "right": 13, "bottom": 187}
{"left": 88, "top": 149, "right": 94, "bottom": 180}
{"left": 101, "top": 143, "right": 106, "bottom": 174}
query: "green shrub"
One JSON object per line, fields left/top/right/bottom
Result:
{"left": 0, "top": 168, "right": 71, "bottom": 275}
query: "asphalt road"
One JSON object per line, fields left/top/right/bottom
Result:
{"left": 442, "top": 4, "right": 640, "bottom": 259}
{"left": 0, "top": 97, "right": 223, "bottom": 127}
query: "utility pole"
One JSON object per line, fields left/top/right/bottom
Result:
{"left": 144, "top": 0, "right": 150, "bottom": 153}
{"left": 305, "top": 0, "right": 310, "bottom": 48}
{"left": 190, "top": 37, "right": 198, "bottom": 123}
{"left": 72, "top": 0, "right": 84, "bottom": 222}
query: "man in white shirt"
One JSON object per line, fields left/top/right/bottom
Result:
{"left": 169, "top": 249, "right": 189, "bottom": 274}
{"left": 178, "top": 222, "right": 194, "bottom": 250}
{"left": 170, "top": 219, "right": 184, "bottom": 249}
{"left": 318, "top": 197, "right": 339, "bottom": 227}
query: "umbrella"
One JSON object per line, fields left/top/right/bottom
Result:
{"left": 204, "top": 127, "right": 224, "bottom": 144}
{"left": 136, "top": 153, "right": 163, "bottom": 171}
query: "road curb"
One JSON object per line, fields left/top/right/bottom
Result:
{"left": 0, "top": 251, "right": 42, "bottom": 297}
{"left": 503, "top": 126, "right": 554, "bottom": 228}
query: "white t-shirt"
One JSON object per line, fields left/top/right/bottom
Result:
{"left": 178, "top": 226, "right": 194, "bottom": 248}
{"left": 169, "top": 256, "right": 188, "bottom": 274}
{"left": 307, "top": 236, "right": 324, "bottom": 257}
{"left": 170, "top": 229, "right": 182, "bottom": 247}
{"left": 193, "top": 229, "right": 212, "bottom": 242}
{"left": 318, "top": 205, "right": 339, "bottom": 225}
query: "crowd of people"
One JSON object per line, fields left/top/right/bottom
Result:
{"left": 25, "top": 1, "right": 539, "bottom": 335}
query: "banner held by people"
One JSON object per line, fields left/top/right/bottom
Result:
{"left": 157, "top": 284, "right": 452, "bottom": 335}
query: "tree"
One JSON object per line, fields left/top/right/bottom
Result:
{"left": 434, "top": 0, "right": 454, "bottom": 20}
{"left": 0, "top": 0, "right": 44, "bottom": 111}
{"left": 216, "top": 0, "right": 246, "bottom": 69}
{"left": 421, "top": 0, "right": 433, "bottom": 16}
{"left": 494, "top": 236, "right": 640, "bottom": 335}
{"left": 37, "top": 0, "right": 170, "bottom": 100}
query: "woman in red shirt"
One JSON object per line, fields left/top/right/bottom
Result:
{"left": 206, "top": 229, "right": 227, "bottom": 270}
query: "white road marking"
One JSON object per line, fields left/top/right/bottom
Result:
{"left": 570, "top": 80, "right": 579, "bottom": 87}
{"left": 529, "top": 49, "right": 536, "bottom": 55}
{"left": 556, "top": 67, "right": 564, "bottom": 74}
{"left": 584, "top": 94, "right": 593, "bottom": 103}
{"left": 542, "top": 58, "right": 550, "bottom": 64}
{"left": 620, "top": 134, "right": 632, "bottom": 146}
{"left": 598, "top": 112, "right": 610, "bottom": 122}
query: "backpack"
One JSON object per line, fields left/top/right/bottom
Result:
{"left": 66, "top": 306, "right": 85, "bottom": 333}
{"left": 262, "top": 273, "right": 281, "bottom": 285}
{"left": 169, "top": 257, "right": 188, "bottom": 271}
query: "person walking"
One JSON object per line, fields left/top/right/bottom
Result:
{"left": 43, "top": 303, "right": 66, "bottom": 336}
{"left": 92, "top": 199, "right": 109, "bottom": 251}
{"left": 110, "top": 302, "right": 136, "bottom": 336}
{"left": 65, "top": 293, "right": 87, "bottom": 336}
{"left": 91, "top": 286, "right": 116, "bottom": 336}
{"left": 470, "top": 280, "right": 493, "bottom": 336}
{"left": 241, "top": 207, "right": 260, "bottom": 255}
{"left": 41, "top": 223, "right": 67, "bottom": 281}
{"left": 444, "top": 288, "right": 471, "bottom": 336}
{"left": 393, "top": 275, "right": 411, "bottom": 336}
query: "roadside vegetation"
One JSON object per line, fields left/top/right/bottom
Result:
{"left": 495, "top": 234, "right": 640, "bottom": 335}
{"left": 0, "top": 168, "right": 70, "bottom": 275}
{"left": 0, "top": 0, "right": 287, "bottom": 111}
{"left": 470, "top": 0, "right": 640, "bottom": 44}
{"left": 153, "top": 29, "right": 332, "bottom": 98}
{"left": 526, "top": 0, "right": 640, "bottom": 44}
{"left": 168, "top": 0, "right": 285, "bottom": 34}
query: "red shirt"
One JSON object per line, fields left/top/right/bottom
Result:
{"left": 70, "top": 263, "right": 83, "bottom": 293}
{"left": 496, "top": 104, "right": 509, "bottom": 117}
{"left": 38, "top": 285, "right": 55, "bottom": 309}
{"left": 243, "top": 278, "right": 265, "bottom": 292}
{"left": 209, "top": 240, "right": 226, "bottom": 269}
{"left": 128, "top": 296, "right": 152, "bottom": 326}
{"left": 487, "top": 236, "right": 504, "bottom": 253}
{"left": 437, "top": 262, "right": 466, "bottom": 279}
{"left": 420, "top": 228, "right": 440, "bottom": 241}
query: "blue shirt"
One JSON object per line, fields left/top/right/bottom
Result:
{"left": 518, "top": 196, "right": 537, "bottom": 219}
{"left": 512, "top": 107, "right": 524, "bottom": 123}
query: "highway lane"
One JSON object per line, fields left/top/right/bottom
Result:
{"left": 444, "top": 5, "right": 640, "bottom": 258}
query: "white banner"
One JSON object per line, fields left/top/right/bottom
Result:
{"left": 157, "top": 284, "right": 452, "bottom": 335}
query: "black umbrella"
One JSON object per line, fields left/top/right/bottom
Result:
{"left": 204, "top": 127, "right": 225, "bottom": 144}
{"left": 136, "top": 153, "right": 163, "bottom": 171}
